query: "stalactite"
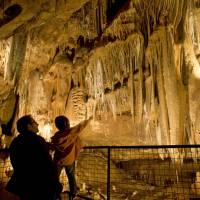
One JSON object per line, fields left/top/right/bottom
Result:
{"left": 6, "top": 32, "right": 28, "bottom": 84}
{"left": 66, "top": 0, "right": 108, "bottom": 39}
{"left": 129, "top": 56, "right": 135, "bottom": 121}
{"left": 162, "top": 28, "right": 181, "bottom": 145}
{"left": 86, "top": 33, "right": 143, "bottom": 119}
{"left": 105, "top": 8, "right": 138, "bottom": 40}
{"left": 136, "top": 36, "right": 144, "bottom": 124}
{"left": 108, "top": 92, "right": 117, "bottom": 120}
{"left": 105, "top": 87, "right": 130, "bottom": 119}
{"left": 133, "top": 0, "right": 185, "bottom": 45}
{"left": 144, "top": 77, "right": 152, "bottom": 119}
{"left": 0, "top": 38, "right": 12, "bottom": 80}
{"left": 174, "top": 44, "right": 189, "bottom": 145}
{"left": 155, "top": 45, "right": 170, "bottom": 145}
{"left": 183, "top": 3, "right": 200, "bottom": 149}
{"left": 94, "top": 59, "right": 104, "bottom": 100}
{"left": 146, "top": 26, "right": 183, "bottom": 147}
{"left": 27, "top": 69, "right": 48, "bottom": 115}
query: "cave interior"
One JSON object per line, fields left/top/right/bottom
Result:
{"left": 1, "top": 0, "right": 200, "bottom": 199}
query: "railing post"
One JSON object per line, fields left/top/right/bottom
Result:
{"left": 107, "top": 147, "right": 110, "bottom": 200}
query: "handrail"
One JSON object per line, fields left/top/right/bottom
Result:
{"left": 83, "top": 144, "right": 200, "bottom": 149}
{"left": 1, "top": 144, "right": 200, "bottom": 152}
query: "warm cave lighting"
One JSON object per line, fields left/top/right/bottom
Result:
{"left": 193, "top": 64, "right": 200, "bottom": 78}
{"left": 40, "top": 122, "right": 52, "bottom": 142}
{"left": 192, "top": 53, "right": 200, "bottom": 78}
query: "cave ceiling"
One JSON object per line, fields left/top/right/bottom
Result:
{"left": 0, "top": 0, "right": 200, "bottom": 147}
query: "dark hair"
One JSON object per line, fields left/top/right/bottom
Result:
{"left": 55, "top": 116, "right": 70, "bottom": 131}
{"left": 17, "top": 115, "right": 32, "bottom": 133}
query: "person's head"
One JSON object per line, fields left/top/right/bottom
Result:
{"left": 55, "top": 115, "right": 70, "bottom": 131}
{"left": 17, "top": 115, "right": 39, "bottom": 134}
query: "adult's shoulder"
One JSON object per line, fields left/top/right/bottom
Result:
{"left": 9, "top": 134, "right": 21, "bottom": 147}
{"left": 36, "top": 133, "right": 45, "bottom": 140}
{"left": 35, "top": 134, "right": 48, "bottom": 146}
{"left": 9, "top": 134, "right": 23, "bottom": 153}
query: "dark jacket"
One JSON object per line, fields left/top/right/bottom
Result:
{"left": 6, "top": 131, "right": 62, "bottom": 200}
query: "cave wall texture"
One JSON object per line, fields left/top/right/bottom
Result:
{"left": 0, "top": 0, "right": 200, "bottom": 147}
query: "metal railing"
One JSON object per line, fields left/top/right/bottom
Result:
{"left": 1, "top": 145, "right": 200, "bottom": 200}
{"left": 74, "top": 145, "right": 200, "bottom": 200}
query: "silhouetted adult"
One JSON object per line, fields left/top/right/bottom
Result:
{"left": 6, "top": 115, "right": 62, "bottom": 200}
{"left": 51, "top": 115, "right": 91, "bottom": 200}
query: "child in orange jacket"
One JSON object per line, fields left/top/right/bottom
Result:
{"left": 51, "top": 115, "right": 91, "bottom": 199}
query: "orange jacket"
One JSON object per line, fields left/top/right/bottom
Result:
{"left": 51, "top": 120, "right": 88, "bottom": 166}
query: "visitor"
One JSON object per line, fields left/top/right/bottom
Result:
{"left": 6, "top": 115, "right": 62, "bottom": 200}
{"left": 51, "top": 115, "right": 91, "bottom": 200}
